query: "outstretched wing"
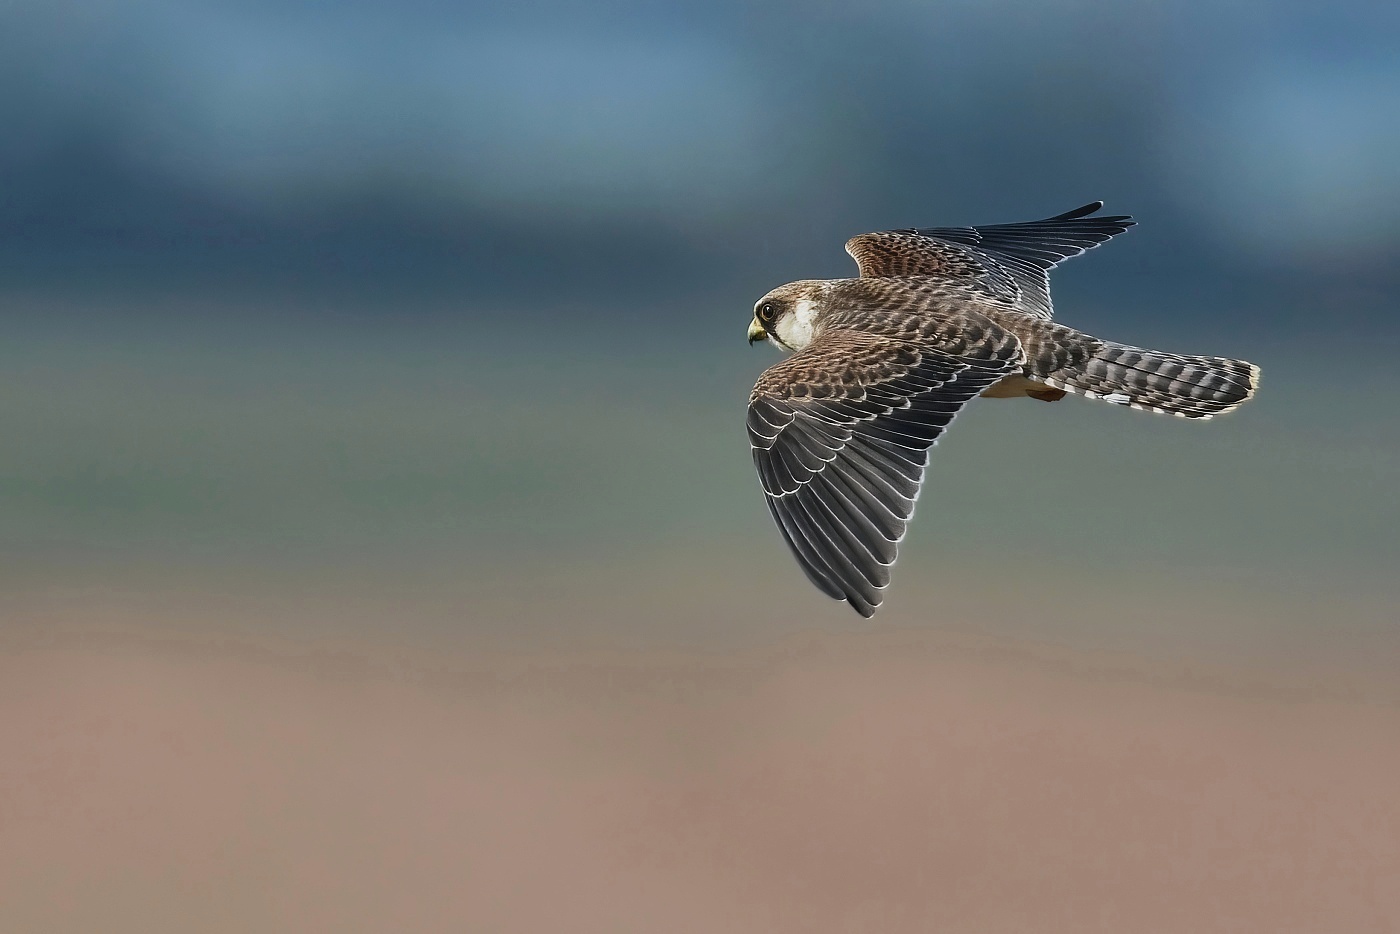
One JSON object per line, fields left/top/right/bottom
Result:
{"left": 747, "top": 325, "right": 1023, "bottom": 617}
{"left": 844, "top": 201, "right": 1134, "bottom": 319}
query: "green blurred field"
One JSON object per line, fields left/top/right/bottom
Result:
{"left": 2, "top": 293, "right": 1396, "bottom": 666}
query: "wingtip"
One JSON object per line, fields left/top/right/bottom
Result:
{"left": 847, "top": 596, "right": 881, "bottom": 618}
{"left": 1055, "top": 201, "right": 1105, "bottom": 220}
{"left": 1055, "top": 201, "right": 1138, "bottom": 239}
{"left": 1052, "top": 200, "right": 1137, "bottom": 229}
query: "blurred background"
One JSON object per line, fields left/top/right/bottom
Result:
{"left": 2, "top": 1, "right": 1399, "bottom": 930}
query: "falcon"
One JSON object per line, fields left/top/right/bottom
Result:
{"left": 746, "top": 201, "right": 1259, "bottom": 617}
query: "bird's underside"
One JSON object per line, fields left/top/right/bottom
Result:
{"left": 745, "top": 202, "right": 1260, "bottom": 617}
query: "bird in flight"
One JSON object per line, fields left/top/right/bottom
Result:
{"left": 746, "top": 201, "right": 1259, "bottom": 617}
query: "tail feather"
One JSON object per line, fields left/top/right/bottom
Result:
{"left": 1020, "top": 325, "right": 1260, "bottom": 419}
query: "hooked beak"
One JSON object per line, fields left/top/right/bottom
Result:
{"left": 747, "top": 317, "right": 767, "bottom": 345}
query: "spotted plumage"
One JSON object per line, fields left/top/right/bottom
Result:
{"left": 746, "top": 202, "right": 1260, "bottom": 617}
{"left": 844, "top": 201, "right": 1134, "bottom": 319}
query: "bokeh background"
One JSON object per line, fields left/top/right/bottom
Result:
{"left": 3, "top": 1, "right": 1399, "bottom": 931}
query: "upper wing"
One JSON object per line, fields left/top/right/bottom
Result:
{"left": 747, "top": 326, "right": 1023, "bottom": 617}
{"left": 843, "top": 201, "right": 1135, "bottom": 319}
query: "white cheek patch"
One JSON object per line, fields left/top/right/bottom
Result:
{"left": 773, "top": 299, "right": 819, "bottom": 351}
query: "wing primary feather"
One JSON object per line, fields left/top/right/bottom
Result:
{"left": 787, "top": 493, "right": 887, "bottom": 606}
{"left": 1051, "top": 201, "right": 1104, "bottom": 220}
{"left": 822, "top": 458, "right": 908, "bottom": 534}
{"left": 809, "top": 475, "right": 899, "bottom": 561}
{"left": 782, "top": 492, "right": 882, "bottom": 604}
{"left": 763, "top": 495, "right": 844, "bottom": 599}
{"left": 834, "top": 439, "right": 922, "bottom": 506}
{"left": 804, "top": 478, "right": 898, "bottom": 568}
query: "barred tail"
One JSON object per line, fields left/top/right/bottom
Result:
{"left": 1023, "top": 325, "right": 1260, "bottom": 420}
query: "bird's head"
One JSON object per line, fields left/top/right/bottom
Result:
{"left": 747, "top": 280, "right": 831, "bottom": 352}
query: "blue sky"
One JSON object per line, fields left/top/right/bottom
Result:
{"left": 2, "top": 0, "right": 1397, "bottom": 311}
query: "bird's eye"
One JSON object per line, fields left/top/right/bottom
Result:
{"left": 759, "top": 302, "right": 777, "bottom": 322}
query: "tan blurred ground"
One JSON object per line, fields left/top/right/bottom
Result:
{"left": 3, "top": 622, "right": 1397, "bottom": 934}
{"left": 2, "top": 321, "right": 1397, "bottom": 930}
